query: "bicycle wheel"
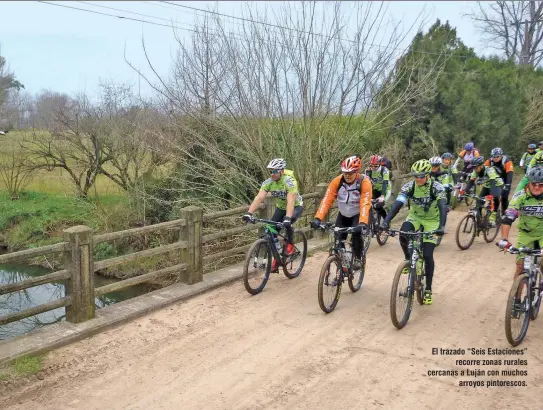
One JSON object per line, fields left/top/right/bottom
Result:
{"left": 504, "top": 273, "right": 530, "bottom": 346}
{"left": 318, "top": 255, "right": 342, "bottom": 313}
{"left": 530, "top": 270, "right": 542, "bottom": 320}
{"left": 390, "top": 260, "right": 414, "bottom": 329}
{"left": 415, "top": 261, "right": 426, "bottom": 305}
{"left": 243, "top": 239, "right": 272, "bottom": 295}
{"left": 348, "top": 251, "right": 365, "bottom": 292}
{"left": 375, "top": 213, "right": 389, "bottom": 246}
{"left": 455, "top": 214, "right": 476, "bottom": 250}
{"left": 482, "top": 210, "right": 500, "bottom": 243}
{"left": 282, "top": 229, "right": 307, "bottom": 279}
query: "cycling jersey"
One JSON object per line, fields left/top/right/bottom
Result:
{"left": 484, "top": 156, "right": 514, "bottom": 183}
{"left": 505, "top": 190, "right": 543, "bottom": 237}
{"left": 469, "top": 166, "right": 504, "bottom": 188}
{"left": 315, "top": 174, "right": 372, "bottom": 223}
{"left": 520, "top": 151, "right": 537, "bottom": 169}
{"left": 528, "top": 151, "right": 543, "bottom": 171}
{"left": 454, "top": 148, "right": 480, "bottom": 171}
{"left": 365, "top": 166, "right": 391, "bottom": 198}
{"left": 397, "top": 180, "right": 446, "bottom": 221}
{"left": 260, "top": 169, "right": 303, "bottom": 210}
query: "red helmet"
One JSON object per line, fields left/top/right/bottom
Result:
{"left": 341, "top": 156, "right": 361, "bottom": 172}
{"left": 370, "top": 154, "right": 382, "bottom": 166}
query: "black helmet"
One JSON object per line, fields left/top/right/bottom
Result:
{"left": 441, "top": 152, "right": 454, "bottom": 160}
{"left": 527, "top": 166, "right": 543, "bottom": 183}
{"left": 470, "top": 156, "right": 485, "bottom": 167}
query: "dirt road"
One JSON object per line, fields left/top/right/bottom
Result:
{"left": 2, "top": 209, "right": 542, "bottom": 409}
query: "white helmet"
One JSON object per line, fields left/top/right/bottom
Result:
{"left": 429, "top": 156, "right": 442, "bottom": 166}
{"left": 266, "top": 158, "right": 287, "bottom": 170}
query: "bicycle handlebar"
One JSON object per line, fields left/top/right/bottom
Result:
{"left": 496, "top": 243, "right": 543, "bottom": 256}
{"left": 387, "top": 229, "right": 440, "bottom": 238}
{"left": 245, "top": 217, "right": 284, "bottom": 228}
{"left": 315, "top": 222, "right": 369, "bottom": 235}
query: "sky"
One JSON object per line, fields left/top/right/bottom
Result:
{"left": 0, "top": 1, "right": 488, "bottom": 100}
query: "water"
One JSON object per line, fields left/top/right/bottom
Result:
{"left": 0, "top": 264, "right": 153, "bottom": 341}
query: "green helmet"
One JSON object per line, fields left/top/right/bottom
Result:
{"left": 410, "top": 159, "right": 432, "bottom": 176}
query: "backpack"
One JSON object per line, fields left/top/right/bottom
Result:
{"left": 407, "top": 178, "right": 437, "bottom": 210}
{"left": 381, "top": 157, "right": 392, "bottom": 170}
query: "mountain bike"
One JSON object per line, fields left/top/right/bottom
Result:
{"left": 388, "top": 228, "right": 440, "bottom": 329}
{"left": 455, "top": 193, "right": 501, "bottom": 250}
{"left": 314, "top": 222, "right": 367, "bottom": 313}
{"left": 500, "top": 245, "right": 543, "bottom": 346}
{"left": 452, "top": 171, "right": 475, "bottom": 206}
{"left": 242, "top": 217, "right": 307, "bottom": 295}
{"left": 364, "top": 199, "right": 389, "bottom": 252}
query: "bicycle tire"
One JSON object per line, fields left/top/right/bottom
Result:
{"left": 482, "top": 210, "right": 499, "bottom": 243}
{"left": 375, "top": 213, "right": 389, "bottom": 246}
{"left": 530, "top": 270, "right": 542, "bottom": 321}
{"left": 243, "top": 239, "right": 271, "bottom": 295}
{"left": 455, "top": 214, "right": 476, "bottom": 250}
{"left": 282, "top": 229, "right": 308, "bottom": 279}
{"left": 348, "top": 252, "right": 366, "bottom": 292}
{"left": 415, "top": 261, "right": 426, "bottom": 305}
{"left": 318, "top": 255, "right": 342, "bottom": 313}
{"left": 390, "top": 260, "right": 414, "bottom": 329}
{"left": 505, "top": 274, "right": 530, "bottom": 346}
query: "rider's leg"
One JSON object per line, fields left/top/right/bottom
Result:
{"left": 501, "top": 186, "right": 510, "bottom": 214}
{"left": 399, "top": 221, "right": 416, "bottom": 260}
{"left": 373, "top": 189, "right": 387, "bottom": 218}
{"left": 270, "top": 208, "right": 286, "bottom": 271}
{"left": 334, "top": 213, "right": 352, "bottom": 248}
{"left": 285, "top": 205, "right": 304, "bottom": 246}
{"left": 422, "top": 242, "right": 436, "bottom": 291}
{"left": 490, "top": 186, "right": 503, "bottom": 223}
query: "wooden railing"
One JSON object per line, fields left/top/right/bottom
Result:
{"left": 0, "top": 183, "right": 337, "bottom": 328}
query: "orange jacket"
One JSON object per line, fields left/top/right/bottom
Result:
{"left": 458, "top": 148, "right": 480, "bottom": 158}
{"left": 315, "top": 174, "right": 372, "bottom": 224}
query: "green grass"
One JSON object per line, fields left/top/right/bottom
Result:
{"left": 0, "top": 355, "right": 42, "bottom": 380}
{"left": 0, "top": 190, "right": 130, "bottom": 249}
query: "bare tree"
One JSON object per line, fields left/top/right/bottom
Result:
{"left": 522, "top": 86, "right": 543, "bottom": 142}
{"left": 0, "top": 141, "right": 35, "bottom": 200}
{"left": 467, "top": 1, "right": 543, "bottom": 66}
{"left": 127, "top": 1, "right": 439, "bottom": 209}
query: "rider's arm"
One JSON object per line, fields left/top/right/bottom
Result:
{"left": 528, "top": 152, "right": 540, "bottom": 171}
{"left": 465, "top": 174, "right": 475, "bottom": 192}
{"left": 358, "top": 176, "right": 372, "bottom": 224}
{"left": 504, "top": 161, "right": 514, "bottom": 186}
{"left": 248, "top": 189, "right": 269, "bottom": 213}
{"left": 383, "top": 181, "right": 411, "bottom": 224}
{"left": 314, "top": 176, "right": 341, "bottom": 220}
{"left": 284, "top": 176, "right": 299, "bottom": 219}
{"left": 519, "top": 153, "right": 527, "bottom": 168}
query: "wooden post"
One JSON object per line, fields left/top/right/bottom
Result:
{"left": 63, "top": 225, "right": 95, "bottom": 323}
{"left": 314, "top": 183, "right": 328, "bottom": 239}
{"left": 179, "top": 206, "right": 203, "bottom": 284}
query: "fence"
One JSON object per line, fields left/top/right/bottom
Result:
{"left": 0, "top": 183, "right": 337, "bottom": 328}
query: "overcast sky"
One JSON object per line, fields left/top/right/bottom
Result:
{"left": 0, "top": 1, "right": 488, "bottom": 99}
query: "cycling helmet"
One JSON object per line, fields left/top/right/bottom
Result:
{"left": 470, "top": 156, "right": 485, "bottom": 167}
{"left": 528, "top": 144, "right": 537, "bottom": 150}
{"left": 465, "top": 142, "right": 474, "bottom": 151}
{"left": 341, "top": 155, "right": 361, "bottom": 172}
{"left": 490, "top": 147, "right": 503, "bottom": 157}
{"left": 441, "top": 152, "right": 454, "bottom": 160}
{"left": 429, "top": 156, "right": 442, "bottom": 166}
{"left": 266, "top": 158, "right": 287, "bottom": 169}
{"left": 411, "top": 159, "right": 432, "bottom": 175}
{"left": 369, "top": 154, "right": 382, "bottom": 166}
{"left": 527, "top": 166, "right": 543, "bottom": 183}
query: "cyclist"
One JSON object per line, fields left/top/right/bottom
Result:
{"left": 498, "top": 167, "right": 543, "bottom": 285}
{"left": 453, "top": 142, "right": 480, "bottom": 181}
{"left": 242, "top": 158, "right": 304, "bottom": 271}
{"left": 460, "top": 156, "right": 503, "bottom": 227}
{"left": 380, "top": 159, "right": 447, "bottom": 305}
{"left": 441, "top": 152, "right": 458, "bottom": 183}
{"left": 484, "top": 147, "right": 514, "bottom": 214}
{"left": 364, "top": 154, "right": 391, "bottom": 219}
{"left": 516, "top": 147, "right": 543, "bottom": 193}
{"left": 311, "top": 155, "right": 372, "bottom": 269}
{"left": 429, "top": 156, "right": 453, "bottom": 208}
{"left": 519, "top": 143, "right": 537, "bottom": 172}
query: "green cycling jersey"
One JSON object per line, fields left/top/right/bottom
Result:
{"left": 505, "top": 189, "right": 543, "bottom": 238}
{"left": 470, "top": 166, "right": 504, "bottom": 188}
{"left": 260, "top": 169, "right": 303, "bottom": 210}
{"left": 397, "top": 179, "right": 447, "bottom": 221}
{"left": 366, "top": 167, "right": 390, "bottom": 193}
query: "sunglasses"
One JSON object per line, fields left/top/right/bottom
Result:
{"left": 270, "top": 169, "right": 282, "bottom": 175}
{"left": 411, "top": 173, "right": 428, "bottom": 179}
{"left": 343, "top": 171, "right": 356, "bottom": 176}
{"left": 529, "top": 182, "right": 543, "bottom": 188}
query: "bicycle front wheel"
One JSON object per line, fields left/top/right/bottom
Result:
{"left": 505, "top": 273, "right": 530, "bottom": 346}
{"left": 243, "top": 239, "right": 271, "bottom": 295}
{"left": 318, "top": 255, "right": 342, "bottom": 313}
{"left": 282, "top": 229, "right": 308, "bottom": 279}
{"left": 415, "top": 262, "right": 426, "bottom": 306}
{"left": 482, "top": 210, "right": 500, "bottom": 243}
{"left": 530, "top": 270, "right": 542, "bottom": 321}
{"left": 390, "top": 260, "right": 414, "bottom": 329}
{"left": 455, "top": 214, "right": 476, "bottom": 250}
{"left": 348, "top": 252, "right": 366, "bottom": 292}
{"left": 375, "top": 213, "right": 389, "bottom": 246}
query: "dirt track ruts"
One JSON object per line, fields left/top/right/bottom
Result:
{"left": 2, "top": 209, "right": 542, "bottom": 410}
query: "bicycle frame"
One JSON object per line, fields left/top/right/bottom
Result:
{"left": 506, "top": 246, "right": 543, "bottom": 303}
{"left": 250, "top": 217, "right": 288, "bottom": 265}
{"left": 318, "top": 222, "right": 359, "bottom": 271}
